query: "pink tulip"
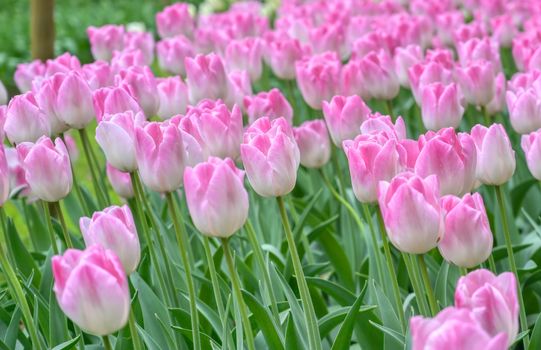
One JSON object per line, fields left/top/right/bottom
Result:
{"left": 241, "top": 117, "right": 300, "bottom": 197}
{"left": 34, "top": 74, "right": 70, "bottom": 135}
{"left": 5, "top": 147, "right": 29, "bottom": 197}
{"left": 185, "top": 54, "right": 233, "bottom": 106}
{"left": 226, "top": 38, "right": 263, "bottom": 82}
{"left": 52, "top": 245, "right": 130, "bottom": 335}
{"left": 471, "top": 124, "right": 515, "bottom": 185}
{"left": 184, "top": 157, "right": 248, "bottom": 238}
{"left": 93, "top": 86, "right": 142, "bottom": 123}
{"left": 453, "top": 22, "right": 487, "bottom": 45}
{"left": 156, "top": 35, "right": 195, "bottom": 76}
{"left": 156, "top": 77, "right": 188, "bottom": 120}
{"left": 5, "top": 92, "right": 50, "bottom": 144}
{"left": 0, "top": 80, "right": 7, "bottom": 105}
{"left": 393, "top": 45, "right": 423, "bottom": 87}
{"left": 295, "top": 51, "right": 341, "bottom": 109}
{"left": 115, "top": 66, "right": 160, "bottom": 118}
{"left": 0, "top": 106, "right": 6, "bottom": 141}
{"left": 87, "top": 25, "right": 125, "bottom": 61}
{"left": 156, "top": 3, "right": 195, "bottom": 39}
{"left": 491, "top": 15, "right": 517, "bottom": 48}
{"left": 340, "top": 59, "right": 366, "bottom": 99}
{"left": 44, "top": 53, "right": 81, "bottom": 77}
{"left": 81, "top": 61, "right": 113, "bottom": 91}
{"left": 455, "top": 61, "right": 496, "bottom": 107}
{"left": 486, "top": 72, "right": 506, "bottom": 115}
{"left": 360, "top": 113, "right": 407, "bottom": 140}
{"left": 322, "top": 95, "right": 371, "bottom": 147}
{"left": 54, "top": 71, "right": 95, "bottom": 129}
{"left": 16, "top": 136, "right": 72, "bottom": 202}
{"left": 14, "top": 60, "right": 45, "bottom": 93}
{"left": 135, "top": 121, "right": 185, "bottom": 193}
{"left": 228, "top": 70, "right": 253, "bottom": 109}
{"left": 96, "top": 111, "right": 145, "bottom": 172}
{"left": 457, "top": 38, "right": 502, "bottom": 71}
{"left": 506, "top": 88, "right": 541, "bottom": 134}
{"left": 106, "top": 164, "right": 134, "bottom": 199}
{"left": 243, "top": 89, "right": 293, "bottom": 125}
{"left": 357, "top": 50, "right": 400, "bottom": 100}
{"left": 80, "top": 205, "right": 140, "bottom": 273}
{"left": 408, "top": 62, "right": 453, "bottom": 104}
{"left": 110, "top": 49, "right": 147, "bottom": 73}
{"left": 438, "top": 193, "right": 493, "bottom": 268}
{"left": 184, "top": 100, "right": 243, "bottom": 159}
{"left": 411, "top": 307, "right": 508, "bottom": 350}
{"left": 309, "top": 22, "right": 349, "bottom": 60}
{"left": 0, "top": 146, "right": 9, "bottom": 206}
{"left": 455, "top": 269, "right": 519, "bottom": 346}
{"left": 265, "top": 35, "right": 308, "bottom": 80}
{"left": 293, "top": 120, "right": 331, "bottom": 168}
{"left": 170, "top": 116, "right": 207, "bottom": 166}
{"left": 123, "top": 31, "right": 154, "bottom": 65}
{"left": 378, "top": 172, "right": 442, "bottom": 254}
{"left": 435, "top": 11, "right": 465, "bottom": 46}
{"left": 415, "top": 128, "right": 477, "bottom": 196}
{"left": 521, "top": 130, "right": 541, "bottom": 180}
{"left": 421, "top": 82, "right": 464, "bottom": 130}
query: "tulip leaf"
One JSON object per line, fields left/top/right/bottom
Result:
{"left": 4, "top": 307, "right": 21, "bottom": 349}
{"left": 510, "top": 179, "right": 537, "bottom": 216}
{"left": 306, "top": 277, "right": 356, "bottom": 306}
{"left": 330, "top": 282, "right": 368, "bottom": 350}
{"left": 492, "top": 243, "right": 532, "bottom": 261}
{"left": 5, "top": 218, "right": 41, "bottom": 287}
{"left": 528, "top": 313, "right": 541, "bottom": 350}
{"left": 434, "top": 262, "right": 450, "bottom": 308}
{"left": 0, "top": 339, "right": 11, "bottom": 350}
{"left": 368, "top": 320, "right": 405, "bottom": 346}
{"left": 242, "top": 289, "right": 285, "bottom": 350}
{"left": 369, "top": 280, "right": 403, "bottom": 349}
{"left": 171, "top": 326, "right": 218, "bottom": 349}
{"left": 49, "top": 290, "right": 69, "bottom": 347}
{"left": 284, "top": 312, "right": 303, "bottom": 349}
{"left": 51, "top": 335, "right": 80, "bottom": 350}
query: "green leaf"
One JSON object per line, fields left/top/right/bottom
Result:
{"left": 4, "top": 307, "right": 21, "bottom": 349}
{"left": 492, "top": 243, "right": 532, "bottom": 261}
{"left": 171, "top": 326, "right": 218, "bottom": 349}
{"left": 284, "top": 312, "right": 303, "bottom": 349}
{"left": 49, "top": 290, "right": 69, "bottom": 347}
{"left": 369, "top": 280, "right": 403, "bottom": 349}
{"left": 331, "top": 282, "right": 368, "bottom": 350}
{"left": 368, "top": 321, "right": 405, "bottom": 346}
{"left": 306, "top": 277, "right": 356, "bottom": 306}
{"left": 527, "top": 313, "right": 541, "bottom": 350}
{"left": 510, "top": 179, "right": 537, "bottom": 216}
{"left": 434, "top": 262, "right": 450, "bottom": 308}
{"left": 51, "top": 335, "right": 81, "bottom": 350}
{"left": 242, "top": 290, "right": 285, "bottom": 350}
{"left": 6, "top": 218, "right": 41, "bottom": 287}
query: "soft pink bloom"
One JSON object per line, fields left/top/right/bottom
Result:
{"left": 0, "top": 80, "right": 7, "bottom": 105}
{"left": 64, "top": 134, "right": 79, "bottom": 161}
{"left": 309, "top": 22, "right": 349, "bottom": 60}
{"left": 55, "top": 71, "right": 95, "bottom": 129}
{"left": 357, "top": 50, "right": 399, "bottom": 100}
{"left": 34, "top": 74, "right": 70, "bottom": 135}
{"left": 360, "top": 113, "right": 407, "bottom": 140}
{"left": 228, "top": 70, "right": 252, "bottom": 110}
{"left": 408, "top": 62, "right": 453, "bottom": 104}
{"left": 5, "top": 147, "right": 29, "bottom": 197}
{"left": 265, "top": 35, "right": 308, "bottom": 80}
{"left": 52, "top": 245, "right": 130, "bottom": 335}
{"left": 184, "top": 157, "right": 248, "bottom": 238}
{"left": 156, "top": 77, "right": 188, "bottom": 120}
{"left": 0, "top": 146, "right": 9, "bottom": 206}
{"left": 438, "top": 193, "right": 493, "bottom": 268}
{"left": 491, "top": 15, "right": 517, "bottom": 48}
{"left": 295, "top": 52, "right": 341, "bottom": 109}
{"left": 471, "top": 124, "right": 515, "bottom": 185}
{"left": 421, "top": 82, "right": 464, "bottom": 130}
{"left": 521, "top": 130, "right": 541, "bottom": 180}
{"left": 351, "top": 32, "right": 394, "bottom": 59}
{"left": 457, "top": 38, "right": 502, "bottom": 71}
{"left": 486, "top": 72, "right": 507, "bottom": 115}
{"left": 0, "top": 106, "right": 6, "bottom": 141}
{"left": 455, "top": 61, "right": 496, "bottom": 107}
{"left": 93, "top": 86, "right": 142, "bottom": 123}
{"left": 170, "top": 116, "right": 207, "bottom": 166}
{"left": 87, "top": 25, "right": 125, "bottom": 61}
{"left": 14, "top": 60, "right": 45, "bottom": 93}
{"left": 192, "top": 28, "right": 230, "bottom": 56}
{"left": 123, "top": 31, "right": 154, "bottom": 65}
{"left": 80, "top": 205, "right": 140, "bottom": 273}
{"left": 293, "top": 120, "right": 331, "bottom": 168}
{"left": 81, "top": 61, "right": 113, "bottom": 90}
{"left": 455, "top": 269, "right": 519, "bottom": 346}
{"left": 135, "top": 121, "right": 185, "bottom": 192}
{"left": 341, "top": 59, "right": 366, "bottom": 99}
{"left": 240, "top": 117, "right": 300, "bottom": 197}
{"left": 96, "top": 111, "right": 145, "bottom": 172}
{"left": 16, "top": 136, "right": 72, "bottom": 202}
{"left": 453, "top": 22, "right": 487, "bottom": 45}
{"left": 411, "top": 307, "right": 508, "bottom": 350}
{"left": 5, "top": 92, "right": 50, "bottom": 144}
{"left": 436, "top": 11, "right": 465, "bottom": 46}
{"left": 506, "top": 88, "right": 541, "bottom": 134}
{"left": 156, "top": 35, "right": 195, "bottom": 76}
{"left": 415, "top": 128, "right": 477, "bottom": 196}
{"left": 110, "top": 49, "right": 147, "bottom": 73}
{"left": 394, "top": 45, "right": 423, "bottom": 88}
{"left": 106, "top": 164, "right": 134, "bottom": 199}
{"left": 322, "top": 95, "right": 371, "bottom": 147}
{"left": 184, "top": 100, "right": 243, "bottom": 159}
{"left": 115, "top": 66, "right": 160, "bottom": 118}
{"left": 345, "top": 132, "right": 409, "bottom": 203}
{"left": 156, "top": 3, "right": 195, "bottom": 39}
{"left": 226, "top": 38, "right": 263, "bottom": 82}
{"left": 243, "top": 88, "right": 293, "bottom": 125}
{"left": 185, "top": 54, "right": 233, "bottom": 106}
{"left": 378, "top": 172, "right": 442, "bottom": 254}
{"left": 44, "top": 53, "right": 81, "bottom": 77}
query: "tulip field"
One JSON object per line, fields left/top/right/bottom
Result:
{"left": 3, "top": 0, "right": 541, "bottom": 349}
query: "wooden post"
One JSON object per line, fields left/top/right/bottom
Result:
{"left": 31, "top": 0, "right": 55, "bottom": 60}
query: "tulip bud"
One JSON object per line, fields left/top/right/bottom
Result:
{"left": 243, "top": 89, "right": 293, "bottom": 125}
{"left": 135, "top": 121, "right": 185, "bottom": 193}
{"left": 16, "top": 136, "right": 72, "bottom": 202}
{"left": 169, "top": 116, "right": 207, "bottom": 166}
{"left": 295, "top": 52, "right": 341, "bottom": 109}
{"left": 55, "top": 72, "right": 95, "bottom": 129}
{"left": 521, "top": 130, "right": 541, "bottom": 180}
{"left": 5, "top": 92, "right": 50, "bottom": 144}
{"left": 115, "top": 66, "right": 160, "bottom": 118}
{"left": 52, "top": 245, "right": 130, "bottom": 335}
{"left": 87, "top": 25, "right": 125, "bottom": 61}
{"left": 293, "top": 120, "right": 331, "bottom": 169}
{"left": 241, "top": 117, "right": 300, "bottom": 197}
{"left": 14, "top": 60, "right": 45, "bottom": 93}
{"left": 80, "top": 205, "right": 140, "bottom": 273}
{"left": 360, "top": 113, "right": 407, "bottom": 140}
{"left": 421, "top": 82, "right": 464, "bottom": 130}
{"left": 322, "top": 95, "right": 371, "bottom": 147}
{"left": 457, "top": 38, "right": 502, "bottom": 71}
{"left": 341, "top": 59, "right": 366, "bottom": 99}
{"left": 358, "top": 50, "right": 400, "bottom": 100}
{"left": 408, "top": 62, "right": 453, "bottom": 105}
{"left": 438, "top": 193, "right": 493, "bottom": 268}
{"left": 156, "top": 77, "right": 188, "bottom": 120}
{"left": 471, "top": 124, "right": 515, "bottom": 185}
{"left": 156, "top": 35, "right": 195, "bottom": 76}
{"left": 106, "top": 164, "right": 134, "bottom": 199}
{"left": 184, "top": 157, "right": 248, "bottom": 238}
{"left": 415, "top": 128, "right": 477, "bottom": 196}
{"left": 455, "top": 61, "right": 496, "bottom": 107}
{"left": 34, "top": 74, "right": 70, "bottom": 135}
{"left": 226, "top": 38, "right": 263, "bottom": 82}
{"left": 93, "top": 86, "right": 143, "bottom": 123}
{"left": 506, "top": 88, "right": 541, "bottom": 134}
{"left": 185, "top": 54, "right": 233, "bottom": 106}
{"left": 377, "top": 172, "right": 442, "bottom": 254}
{"left": 455, "top": 269, "right": 519, "bottom": 347}
{"left": 156, "top": 3, "right": 195, "bottom": 39}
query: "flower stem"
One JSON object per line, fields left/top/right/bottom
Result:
{"left": 102, "top": 335, "right": 112, "bottom": 350}
{"left": 54, "top": 201, "right": 73, "bottom": 248}
{"left": 277, "top": 196, "right": 322, "bottom": 350}
{"left": 165, "top": 192, "right": 201, "bottom": 350}
{"left": 81, "top": 128, "right": 111, "bottom": 203}
{"left": 202, "top": 237, "right": 226, "bottom": 319}
{"left": 402, "top": 253, "right": 429, "bottom": 316}
{"left": 385, "top": 99, "right": 394, "bottom": 121}
{"left": 221, "top": 237, "right": 256, "bottom": 350}
{"left": 417, "top": 254, "right": 438, "bottom": 316}
{"left": 128, "top": 307, "right": 142, "bottom": 350}
{"left": 481, "top": 105, "right": 491, "bottom": 126}
{"left": 495, "top": 185, "right": 529, "bottom": 348}
{"left": 42, "top": 201, "right": 59, "bottom": 254}
{"left": 0, "top": 208, "right": 43, "bottom": 350}
{"left": 375, "top": 206, "right": 407, "bottom": 332}
{"left": 78, "top": 128, "right": 107, "bottom": 207}
{"left": 459, "top": 267, "right": 468, "bottom": 276}
{"left": 60, "top": 133, "right": 89, "bottom": 214}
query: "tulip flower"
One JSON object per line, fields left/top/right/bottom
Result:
{"left": 415, "top": 128, "right": 477, "bottom": 196}
{"left": 243, "top": 89, "right": 293, "bottom": 125}
{"left": 0, "top": 80, "right": 7, "bottom": 105}
{"left": 5, "top": 147, "right": 29, "bottom": 198}
{"left": 170, "top": 116, "right": 207, "bottom": 167}
{"left": 322, "top": 95, "right": 371, "bottom": 147}
{"left": 408, "top": 62, "right": 453, "bottom": 104}
{"left": 156, "top": 77, "right": 188, "bottom": 120}
{"left": 228, "top": 70, "right": 253, "bottom": 110}
{"left": 156, "top": 35, "right": 195, "bottom": 76}
{"left": 115, "top": 66, "right": 160, "bottom": 118}
{"left": 87, "top": 25, "right": 125, "bottom": 61}
{"left": 421, "top": 82, "right": 464, "bottom": 130}
{"left": 293, "top": 120, "right": 331, "bottom": 169}
{"left": 455, "top": 61, "right": 496, "bottom": 107}
{"left": 93, "top": 86, "right": 143, "bottom": 123}
{"left": 34, "top": 74, "right": 70, "bottom": 135}
{"left": 52, "top": 245, "right": 130, "bottom": 335}
{"left": 80, "top": 205, "right": 140, "bottom": 273}
{"left": 135, "top": 121, "right": 185, "bottom": 193}
{"left": 106, "top": 163, "right": 134, "bottom": 199}
{"left": 521, "top": 130, "right": 541, "bottom": 180}
{"left": 265, "top": 35, "right": 308, "bottom": 80}
{"left": 44, "top": 53, "right": 81, "bottom": 77}
{"left": 438, "top": 193, "right": 493, "bottom": 268}
{"left": 14, "top": 60, "right": 45, "bottom": 93}
{"left": 185, "top": 54, "right": 233, "bottom": 106}
{"left": 55, "top": 71, "right": 96, "bottom": 129}
{"left": 123, "top": 31, "right": 155, "bottom": 65}
{"left": 357, "top": 50, "right": 400, "bottom": 100}
{"left": 471, "top": 124, "right": 515, "bottom": 185}
{"left": 393, "top": 44, "right": 423, "bottom": 87}
{"left": 81, "top": 61, "right": 113, "bottom": 91}
{"left": 455, "top": 269, "right": 519, "bottom": 346}
{"left": 184, "top": 157, "right": 249, "bottom": 238}
{"left": 506, "top": 88, "right": 541, "bottom": 134}
{"left": 16, "top": 136, "right": 72, "bottom": 202}
{"left": 111, "top": 49, "right": 147, "bottom": 73}
{"left": 457, "top": 38, "right": 502, "bottom": 71}
{"left": 341, "top": 59, "right": 366, "bottom": 99}
{"left": 360, "top": 113, "right": 407, "bottom": 140}
{"left": 377, "top": 172, "right": 442, "bottom": 254}
{"left": 5, "top": 92, "right": 50, "bottom": 144}
{"left": 486, "top": 72, "right": 506, "bottom": 115}
{"left": 295, "top": 52, "right": 341, "bottom": 109}
{"left": 0, "top": 146, "right": 9, "bottom": 206}
{"left": 491, "top": 15, "right": 517, "bottom": 48}
{"left": 156, "top": 3, "right": 195, "bottom": 39}
{"left": 226, "top": 38, "right": 263, "bottom": 82}
{"left": 240, "top": 117, "right": 300, "bottom": 197}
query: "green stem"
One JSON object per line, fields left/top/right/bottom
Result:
{"left": 277, "top": 196, "right": 322, "bottom": 350}
{"left": 385, "top": 99, "right": 394, "bottom": 121}
{"left": 221, "top": 238, "right": 256, "bottom": 350}
{"left": 495, "top": 185, "right": 529, "bottom": 348}
{"left": 165, "top": 192, "right": 201, "bottom": 350}
{"left": 102, "top": 335, "right": 112, "bottom": 350}
{"left": 417, "top": 255, "right": 438, "bottom": 316}
{"left": 0, "top": 208, "right": 43, "bottom": 350}
{"left": 128, "top": 307, "right": 142, "bottom": 350}
{"left": 402, "top": 253, "right": 429, "bottom": 316}
{"left": 60, "top": 133, "right": 89, "bottom": 215}
{"left": 245, "top": 220, "right": 280, "bottom": 323}
{"left": 459, "top": 267, "right": 468, "bottom": 276}
{"left": 78, "top": 129, "right": 107, "bottom": 207}
{"left": 54, "top": 202, "right": 73, "bottom": 248}
{"left": 42, "top": 201, "right": 59, "bottom": 254}
{"left": 481, "top": 105, "right": 491, "bottom": 126}
{"left": 488, "top": 255, "right": 497, "bottom": 272}
{"left": 375, "top": 207, "right": 407, "bottom": 332}
{"left": 287, "top": 79, "right": 298, "bottom": 122}
{"left": 360, "top": 204, "right": 386, "bottom": 292}
{"left": 330, "top": 145, "right": 346, "bottom": 197}
{"left": 202, "top": 237, "right": 226, "bottom": 320}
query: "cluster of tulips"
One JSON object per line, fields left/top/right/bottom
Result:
{"left": 0, "top": 0, "right": 541, "bottom": 349}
